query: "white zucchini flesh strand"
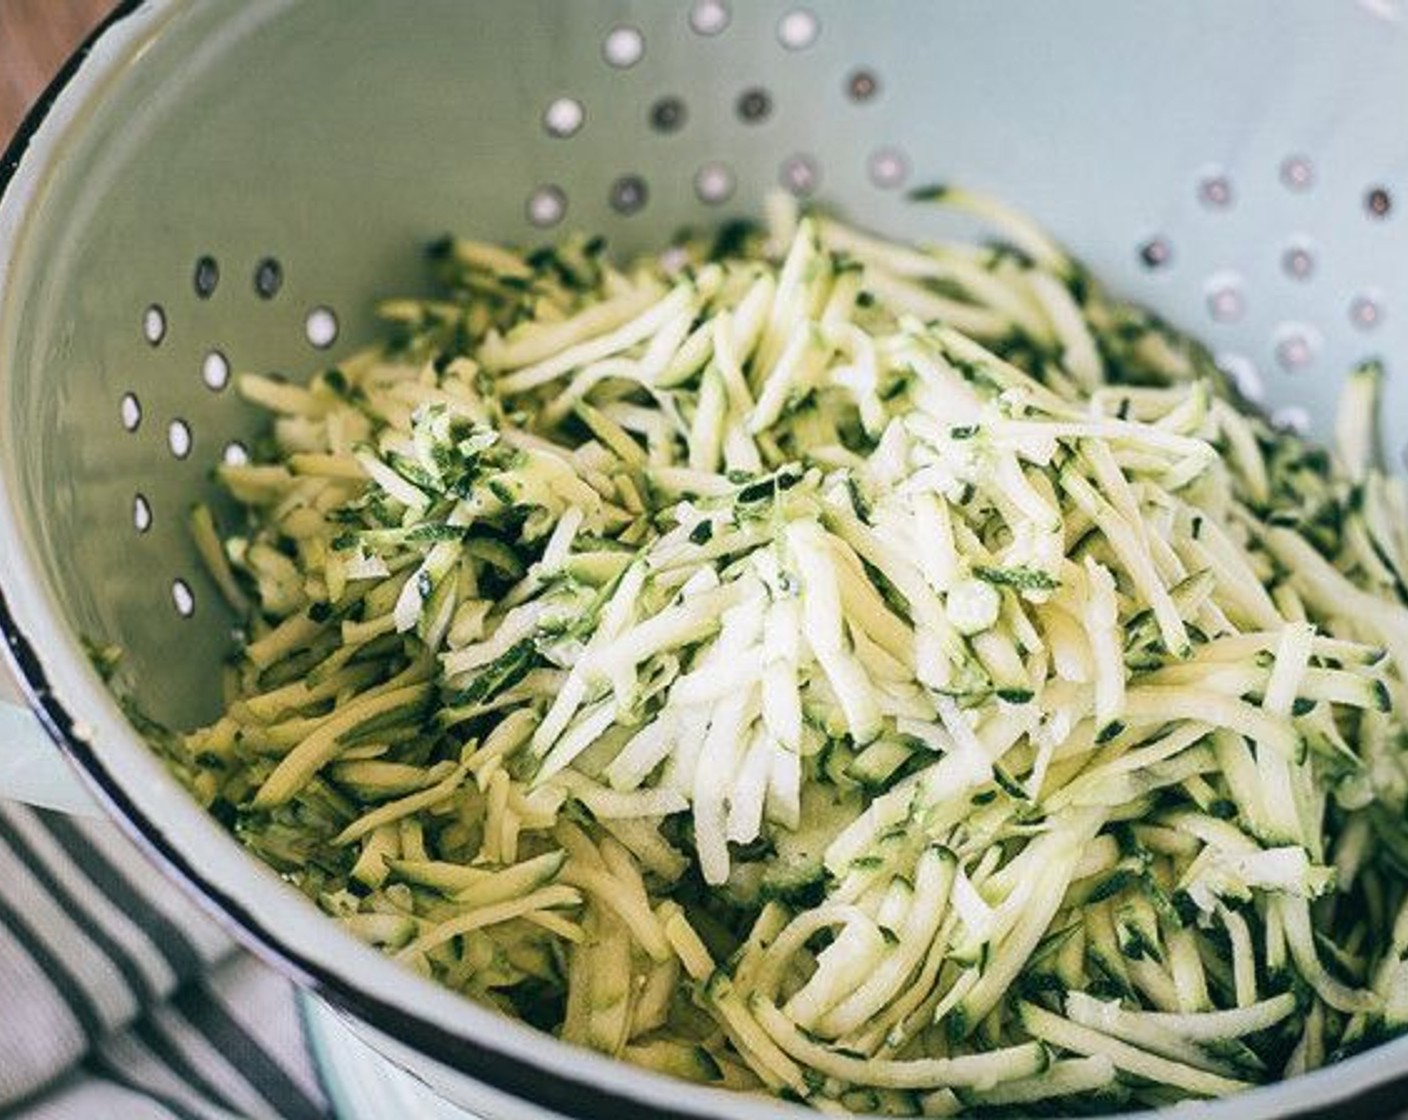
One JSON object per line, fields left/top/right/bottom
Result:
{"left": 1065, "top": 993, "right": 1243, "bottom": 1076}
{"left": 396, "top": 885, "right": 583, "bottom": 961}
{"left": 1082, "top": 558, "right": 1125, "bottom": 730}
{"left": 1277, "top": 896, "right": 1380, "bottom": 1015}
{"left": 1062, "top": 468, "right": 1189, "bottom": 657}
{"left": 1122, "top": 686, "right": 1301, "bottom": 760}
{"left": 816, "top": 846, "right": 957, "bottom": 1038}
{"left": 1081, "top": 990, "right": 1299, "bottom": 1041}
{"left": 1018, "top": 1002, "right": 1253, "bottom": 1097}
{"left": 480, "top": 284, "right": 662, "bottom": 371}
{"left": 1027, "top": 269, "right": 1103, "bottom": 390}
{"left": 709, "top": 977, "right": 811, "bottom": 1096}
{"left": 755, "top": 999, "right": 1048, "bottom": 1090}
{"left": 1334, "top": 360, "right": 1383, "bottom": 481}
{"left": 789, "top": 521, "right": 884, "bottom": 743}
{"left": 1262, "top": 525, "right": 1408, "bottom": 674}
{"left": 560, "top": 861, "right": 671, "bottom": 962}
{"left": 955, "top": 816, "right": 1101, "bottom": 1031}
{"left": 694, "top": 689, "right": 755, "bottom": 885}
{"left": 496, "top": 284, "right": 694, "bottom": 393}
{"left": 1258, "top": 622, "right": 1314, "bottom": 845}
{"left": 955, "top": 1055, "right": 1116, "bottom": 1106}
{"left": 782, "top": 914, "right": 889, "bottom": 1030}
{"left": 726, "top": 727, "right": 774, "bottom": 845}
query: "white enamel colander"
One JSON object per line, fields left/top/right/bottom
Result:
{"left": 2, "top": 2, "right": 1407, "bottom": 1117}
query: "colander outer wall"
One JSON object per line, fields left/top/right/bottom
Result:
{"left": 1, "top": 4, "right": 1408, "bottom": 1120}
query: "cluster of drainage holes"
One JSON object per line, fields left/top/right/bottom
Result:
{"left": 1142, "top": 161, "right": 1396, "bottom": 271}
{"left": 532, "top": 138, "right": 901, "bottom": 220}
{"left": 124, "top": 254, "right": 341, "bottom": 616}
{"left": 688, "top": 5, "right": 824, "bottom": 47}
{"left": 530, "top": 9, "right": 886, "bottom": 226}
{"left": 544, "top": 74, "right": 877, "bottom": 144}
{"left": 143, "top": 257, "right": 339, "bottom": 356}
{"left": 126, "top": 259, "right": 339, "bottom": 445}
{"left": 128, "top": 263, "right": 341, "bottom": 470}
{"left": 1139, "top": 160, "right": 1394, "bottom": 336}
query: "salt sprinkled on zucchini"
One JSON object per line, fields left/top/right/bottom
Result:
{"left": 167, "top": 191, "right": 1408, "bottom": 1114}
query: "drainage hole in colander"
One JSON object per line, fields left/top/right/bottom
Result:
{"left": 143, "top": 304, "right": 167, "bottom": 346}
{"left": 780, "top": 154, "right": 820, "bottom": 197}
{"left": 193, "top": 255, "right": 220, "bottom": 299}
{"left": 847, "top": 69, "right": 879, "bottom": 102}
{"left": 255, "top": 258, "right": 284, "bottom": 299}
{"left": 1198, "top": 169, "right": 1233, "bottom": 209}
{"left": 527, "top": 185, "right": 567, "bottom": 228}
{"left": 305, "top": 307, "right": 339, "bottom": 350}
{"left": 609, "top": 175, "right": 649, "bottom": 215}
{"left": 1280, "top": 239, "right": 1315, "bottom": 281}
{"left": 649, "top": 96, "right": 687, "bottom": 133}
{"left": 777, "top": 8, "right": 820, "bottom": 50}
{"left": 1273, "top": 323, "right": 1320, "bottom": 372}
{"left": 543, "top": 98, "right": 584, "bottom": 139}
{"left": 168, "top": 419, "right": 193, "bottom": 459}
{"left": 222, "top": 441, "right": 250, "bottom": 466}
{"left": 1279, "top": 155, "right": 1314, "bottom": 192}
{"left": 603, "top": 26, "right": 644, "bottom": 68}
{"left": 1366, "top": 186, "right": 1393, "bottom": 219}
{"left": 132, "top": 494, "right": 152, "bottom": 534}
{"left": 171, "top": 578, "right": 195, "bottom": 618}
{"left": 689, "top": 0, "right": 730, "bottom": 36}
{"left": 1216, "top": 353, "right": 1265, "bottom": 404}
{"left": 1205, "top": 272, "right": 1246, "bottom": 323}
{"left": 1350, "top": 292, "right": 1384, "bottom": 330}
{"left": 202, "top": 350, "right": 230, "bottom": 392}
{"left": 737, "top": 88, "right": 772, "bottom": 124}
{"left": 1137, "top": 236, "right": 1172, "bottom": 270}
{"left": 695, "top": 163, "right": 735, "bottom": 204}
{"left": 1272, "top": 404, "right": 1311, "bottom": 434}
{"left": 869, "top": 148, "right": 909, "bottom": 190}
{"left": 120, "top": 392, "right": 142, "bottom": 432}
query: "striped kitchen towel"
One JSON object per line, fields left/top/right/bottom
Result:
{"left": 0, "top": 799, "right": 329, "bottom": 1120}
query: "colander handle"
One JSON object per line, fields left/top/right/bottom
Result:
{"left": 0, "top": 701, "right": 103, "bottom": 818}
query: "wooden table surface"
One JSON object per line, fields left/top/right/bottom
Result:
{"left": 0, "top": 0, "right": 111, "bottom": 702}
{"left": 0, "top": 0, "right": 114, "bottom": 145}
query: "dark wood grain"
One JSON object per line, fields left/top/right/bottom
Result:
{"left": 0, "top": 0, "right": 114, "bottom": 145}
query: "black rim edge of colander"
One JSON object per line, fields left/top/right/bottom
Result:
{"left": 1, "top": 6, "right": 1408, "bottom": 1120}
{"left": 0, "top": 6, "right": 713, "bottom": 1118}
{"left": 0, "top": 0, "right": 146, "bottom": 186}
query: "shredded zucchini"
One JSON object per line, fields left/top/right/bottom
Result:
{"left": 158, "top": 190, "right": 1408, "bottom": 1114}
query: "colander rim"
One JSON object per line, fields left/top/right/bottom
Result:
{"left": 3, "top": 4, "right": 1408, "bottom": 1120}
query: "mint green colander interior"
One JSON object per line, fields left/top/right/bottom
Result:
{"left": 2, "top": 0, "right": 1406, "bottom": 739}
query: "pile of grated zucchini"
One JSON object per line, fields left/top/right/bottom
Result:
{"left": 173, "top": 188, "right": 1408, "bottom": 1114}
